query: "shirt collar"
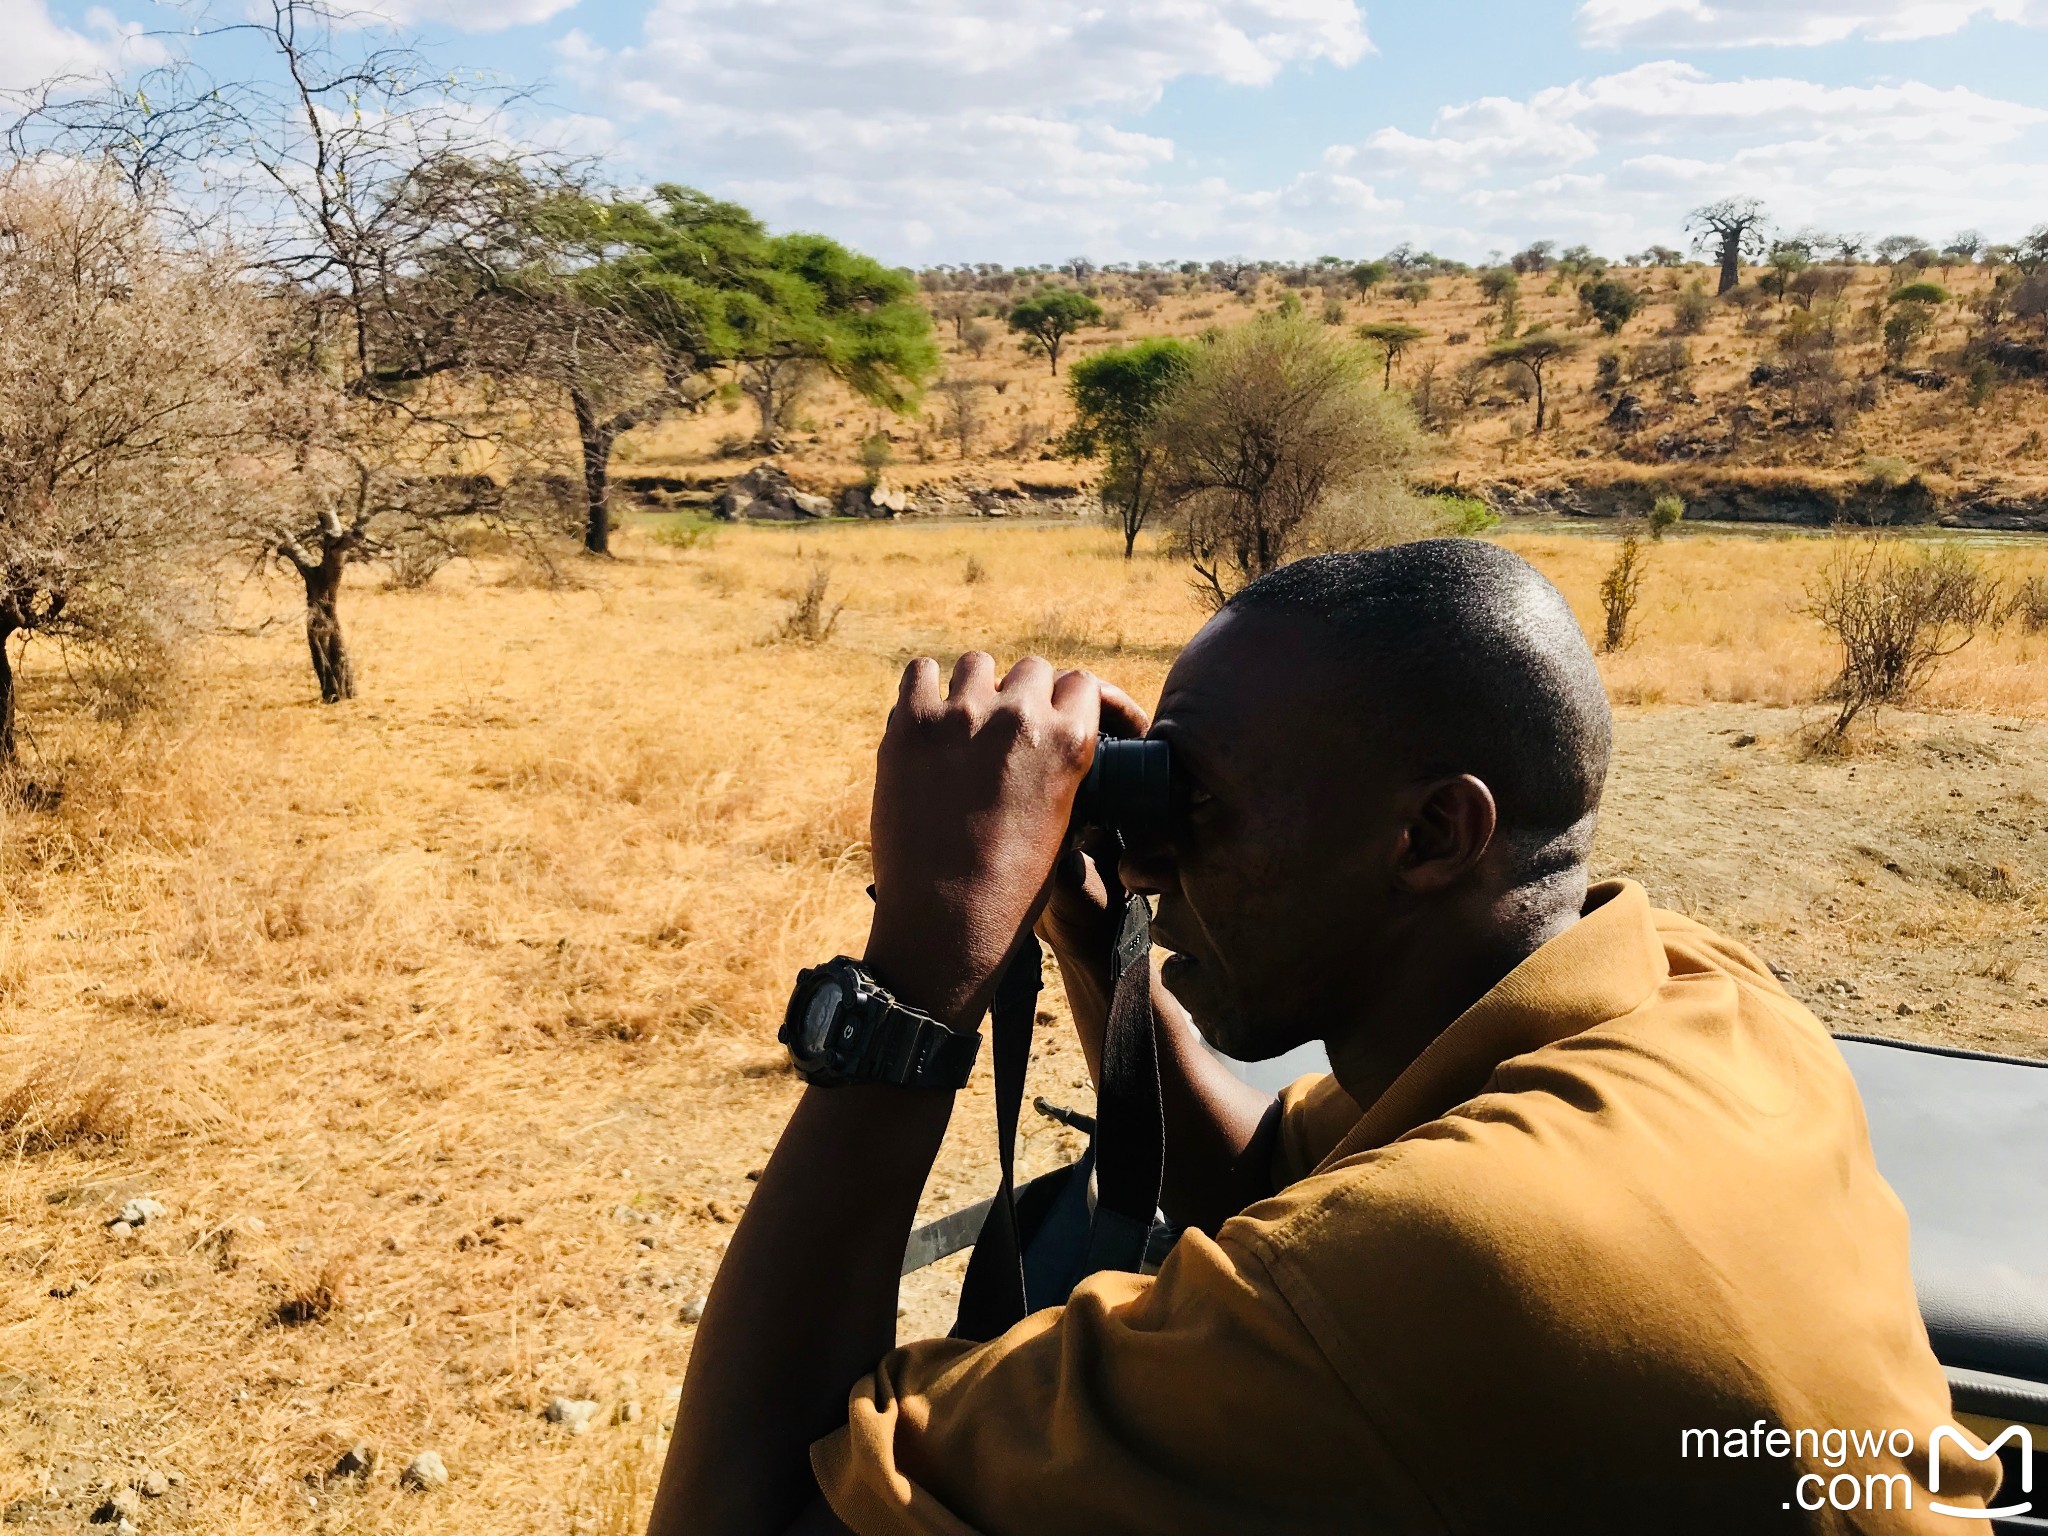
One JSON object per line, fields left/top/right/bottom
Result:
{"left": 1317, "top": 879, "right": 1669, "bottom": 1171}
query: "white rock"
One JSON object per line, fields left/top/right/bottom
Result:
{"left": 678, "top": 1297, "right": 706, "bottom": 1324}
{"left": 118, "top": 1198, "right": 169, "bottom": 1227}
{"left": 544, "top": 1397, "right": 600, "bottom": 1434}
{"left": 399, "top": 1452, "right": 447, "bottom": 1492}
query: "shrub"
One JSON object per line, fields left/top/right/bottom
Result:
{"left": 962, "top": 555, "right": 988, "bottom": 586}
{"left": 1431, "top": 495, "right": 1500, "bottom": 535}
{"left": 1579, "top": 277, "right": 1643, "bottom": 336}
{"left": 1807, "top": 538, "right": 2000, "bottom": 742}
{"left": 1599, "top": 526, "right": 1649, "bottom": 652}
{"left": 1594, "top": 351, "right": 1623, "bottom": 391}
{"left": 2006, "top": 573, "right": 2048, "bottom": 634}
{"left": 1883, "top": 302, "right": 1937, "bottom": 364}
{"left": 383, "top": 530, "right": 458, "bottom": 591}
{"left": 1862, "top": 455, "right": 1915, "bottom": 489}
{"left": 859, "top": 433, "right": 894, "bottom": 483}
{"left": 774, "top": 565, "right": 844, "bottom": 644}
{"left": 1649, "top": 495, "right": 1685, "bottom": 539}
{"left": 1673, "top": 280, "right": 1712, "bottom": 334}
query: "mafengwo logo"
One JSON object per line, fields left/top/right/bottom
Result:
{"left": 1929, "top": 1424, "right": 2033, "bottom": 1521}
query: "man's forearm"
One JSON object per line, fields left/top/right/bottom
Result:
{"left": 1048, "top": 942, "right": 1281, "bottom": 1234}
{"left": 650, "top": 1085, "right": 951, "bottom": 1536}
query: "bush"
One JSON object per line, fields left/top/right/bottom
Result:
{"left": 859, "top": 433, "right": 894, "bottom": 482}
{"left": 1862, "top": 455, "right": 1915, "bottom": 489}
{"left": 1807, "top": 538, "right": 2000, "bottom": 742}
{"left": 1883, "top": 302, "right": 1937, "bottom": 364}
{"left": 1579, "top": 277, "right": 1643, "bottom": 336}
{"left": 1649, "top": 495, "right": 1685, "bottom": 539}
{"left": 2006, "top": 574, "right": 2048, "bottom": 634}
{"left": 773, "top": 565, "right": 844, "bottom": 644}
{"left": 1598, "top": 526, "right": 1649, "bottom": 652}
{"left": 1431, "top": 494, "right": 1500, "bottom": 535}
{"left": 1673, "top": 280, "right": 1712, "bottom": 334}
{"left": 1594, "top": 351, "right": 1623, "bottom": 391}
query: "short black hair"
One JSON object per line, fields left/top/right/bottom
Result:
{"left": 1226, "top": 541, "right": 1611, "bottom": 843}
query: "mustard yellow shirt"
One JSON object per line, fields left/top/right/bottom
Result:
{"left": 814, "top": 881, "right": 2000, "bottom": 1532}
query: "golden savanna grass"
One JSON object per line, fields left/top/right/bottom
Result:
{"left": 0, "top": 519, "right": 2044, "bottom": 1533}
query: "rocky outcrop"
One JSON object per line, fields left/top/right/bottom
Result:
{"left": 712, "top": 462, "right": 832, "bottom": 521}
{"left": 1451, "top": 471, "right": 2048, "bottom": 532}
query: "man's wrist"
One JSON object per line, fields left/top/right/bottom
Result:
{"left": 861, "top": 927, "right": 991, "bottom": 1033}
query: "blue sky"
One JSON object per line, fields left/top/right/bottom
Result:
{"left": 9, "top": 0, "right": 2046, "bottom": 265}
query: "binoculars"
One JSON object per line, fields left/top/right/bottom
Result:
{"left": 1072, "top": 735, "right": 1171, "bottom": 838}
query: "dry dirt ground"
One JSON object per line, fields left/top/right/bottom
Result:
{"left": 0, "top": 522, "right": 2043, "bottom": 1533}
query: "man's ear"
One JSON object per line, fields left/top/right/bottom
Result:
{"left": 1391, "top": 775, "right": 1498, "bottom": 895}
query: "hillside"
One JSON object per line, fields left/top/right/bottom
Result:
{"left": 617, "top": 261, "right": 2048, "bottom": 524}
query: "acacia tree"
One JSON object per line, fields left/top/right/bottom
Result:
{"left": 1058, "top": 337, "right": 1194, "bottom": 557}
{"left": 1487, "top": 330, "right": 1582, "bottom": 434}
{"left": 734, "top": 232, "right": 940, "bottom": 446}
{"left": 1686, "top": 198, "right": 1771, "bottom": 295}
{"left": 0, "top": 168, "right": 255, "bottom": 762}
{"left": 1007, "top": 288, "right": 1103, "bottom": 374}
{"left": 1152, "top": 316, "right": 1423, "bottom": 605}
{"left": 1355, "top": 321, "right": 1428, "bottom": 387}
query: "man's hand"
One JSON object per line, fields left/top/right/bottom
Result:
{"left": 864, "top": 653, "right": 1101, "bottom": 1027}
{"left": 1034, "top": 682, "right": 1151, "bottom": 967}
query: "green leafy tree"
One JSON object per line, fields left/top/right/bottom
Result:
{"left": 1578, "top": 277, "right": 1642, "bottom": 336}
{"left": 1058, "top": 337, "right": 1195, "bottom": 557}
{"left": 513, "top": 186, "right": 936, "bottom": 553}
{"left": 733, "top": 233, "right": 941, "bottom": 446}
{"left": 1486, "top": 330, "right": 1582, "bottom": 434}
{"left": 1354, "top": 321, "right": 1428, "bottom": 388}
{"left": 1764, "top": 243, "right": 1810, "bottom": 301}
{"left": 1349, "top": 259, "right": 1390, "bottom": 298}
{"left": 1007, "top": 287, "right": 1104, "bottom": 373}
{"left": 513, "top": 185, "right": 771, "bottom": 555}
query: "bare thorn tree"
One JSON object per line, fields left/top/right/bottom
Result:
{"left": 0, "top": 166, "right": 255, "bottom": 765}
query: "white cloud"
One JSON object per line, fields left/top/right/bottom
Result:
{"left": 350, "top": 0, "right": 580, "bottom": 33}
{"left": 1577, "top": 0, "right": 2048, "bottom": 49}
{"left": 1325, "top": 61, "right": 2048, "bottom": 255}
{"left": 0, "top": 0, "right": 164, "bottom": 89}
{"left": 556, "top": 0, "right": 1373, "bottom": 262}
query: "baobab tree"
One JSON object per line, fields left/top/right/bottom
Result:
{"left": 1686, "top": 198, "right": 1771, "bottom": 294}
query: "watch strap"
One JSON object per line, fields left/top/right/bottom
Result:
{"left": 867, "top": 997, "right": 981, "bottom": 1089}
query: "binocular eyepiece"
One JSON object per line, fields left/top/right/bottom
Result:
{"left": 1072, "top": 735, "right": 1171, "bottom": 838}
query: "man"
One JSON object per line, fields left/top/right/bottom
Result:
{"left": 652, "top": 541, "right": 1998, "bottom": 1533}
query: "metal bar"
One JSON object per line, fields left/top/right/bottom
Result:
{"left": 901, "top": 1196, "right": 995, "bottom": 1277}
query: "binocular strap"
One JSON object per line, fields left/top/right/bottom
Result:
{"left": 952, "top": 894, "right": 1162, "bottom": 1343}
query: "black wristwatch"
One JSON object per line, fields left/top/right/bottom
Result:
{"left": 780, "top": 957, "right": 982, "bottom": 1089}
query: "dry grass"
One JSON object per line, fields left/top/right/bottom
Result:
{"left": 0, "top": 518, "right": 2042, "bottom": 1532}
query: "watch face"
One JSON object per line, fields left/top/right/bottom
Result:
{"left": 798, "top": 978, "right": 846, "bottom": 1060}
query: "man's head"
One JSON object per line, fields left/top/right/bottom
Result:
{"left": 1121, "top": 539, "right": 1611, "bottom": 1067}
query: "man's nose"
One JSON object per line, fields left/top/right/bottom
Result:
{"left": 1117, "top": 827, "right": 1177, "bottom": 898}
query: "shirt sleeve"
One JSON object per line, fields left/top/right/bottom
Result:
{"left": 1272, "top": 1073, "right": 1363, "bottom": 1188}
{"left": 810, "top": 1223, "right": 1442, "bottom": 1536}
